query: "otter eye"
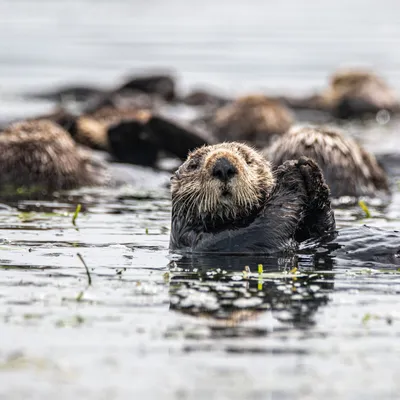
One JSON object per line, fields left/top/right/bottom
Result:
{"left": 246, "top": 159, "right": 253, "bottom": 165}
{"left": 187, "top": 159, "right": 200, "bottom": 171}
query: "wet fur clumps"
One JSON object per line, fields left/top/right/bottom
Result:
{"left": 267, "top": 125, "right": 390, "bottom": 198}
{"left": 212, "top": 95, "right": 294, "bottom": 147}
{"left": 0, "top": 120, "right": 108, "bottom": 193}
{"left": 170, "top": 142, "right": 336, "bottom": 254}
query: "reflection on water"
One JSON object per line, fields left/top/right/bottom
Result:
{"left": 169, "top": 253, "right": 334, "bottom": 335}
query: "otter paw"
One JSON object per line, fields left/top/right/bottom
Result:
{"left": 296, "top": 156, "right": 330, "bottom": 202}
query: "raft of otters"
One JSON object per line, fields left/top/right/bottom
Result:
{"left": 0, "top": 70, "right": 396, "bottom": 247}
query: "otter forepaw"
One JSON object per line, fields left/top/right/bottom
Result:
{"left": 294, "top": 156, "right": 336, "bottom": 241}
{"left": 296, "top": 156, "right": 330, "bottom": 203}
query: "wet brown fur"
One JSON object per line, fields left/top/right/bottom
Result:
{"left": 0, "top": 120, "right": 108, "bottom": 192}
{"left": 267, "top": 125, "right": 390, "bottom": 197}
{"left": 75, "top": 107, "right": 151, "bottom": 150}
{"left": 171, "top": 142, "right": 274, "bottom": 224}
{"left": 322, "top": 69, "right": 398, "bottom": 110}
{"left": 212, "top": 95, "right": 294, "bottom": 147}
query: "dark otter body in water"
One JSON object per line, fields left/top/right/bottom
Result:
{"left": 0, "top": 120, "right": 107, "bottom": 195}
{"left": 170, "top": 142, "right": 335, "bottom": 254}
{"left": 266, "top": 125, "right": 390, "bottom": 198}
{"left": 71, "top": 107, "right": 163, "bottom": 166}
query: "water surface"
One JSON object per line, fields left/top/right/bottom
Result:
{"left": 0, "top": 1, "right": 400, "bottom": 399}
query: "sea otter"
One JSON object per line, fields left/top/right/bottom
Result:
{"left": 73, "top": 107, "right": 151, "bottom": 150}
{"left": 22, "top": 73, "right": 176, "bottom": 104}
{"left": 170, "top": 142, "right": 335, "bottom": 254}
{"left": 0, "top": 120, "right": 108, "bottom": 195}
{"left": 322, "top": 69, "right": 398, "bottom": 118}
{"left": 116, "top": 73, "right": 177, "bottom": 102}
{"left": 71, "top": 106, "right": 162, "bottom": 166}
{"left": 211, "top": 95, "right": 294, "bottom": 147}
{"left": 266, "top": 125, "right": 390, "bottom": 198}
{"left": 181, "top": 88, "right": 231, "bottom": 108}
{"left": 280, "top": 69, "right": 399, "bottom": 119}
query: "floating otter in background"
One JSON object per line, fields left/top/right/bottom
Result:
{"left": 30, "top": 106, "right": 160, "bottom": 166}
{"left": 211, "top": 95, "right": 294, "bottom": 147}
{"left": 74, "top": 106, "right": 151, "bottom": 150}
{"left": 181, "top": 88, "right": 231, "bottom": 108}
{"left": 323, "top": 69, "right": 398, "bottom": 119}
{"left": 116, "top": 73, "right": 176, "bottom": 102}
{"left": 22, "top": 73, "right": 176, "bottom": 105}
{"left": 266, "top": 125, "right": 390, "bottom": 198}
{"left": 281, "top": 69, "right": 399, "bottom": 119}
{"left": 0, "top": 120, "right": 107, "bottom": 195}
{"left": 170, "top": 142, "right": 335, "bottom": 253}
{"left": 30, "top": 104, "right": 210, "bottom": 168}
{"left": 76, "top": 110, "right": 209, "bottom": 166}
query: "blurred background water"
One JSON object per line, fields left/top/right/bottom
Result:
{"left": 1, "top": 0, "right": 400, "bottom": 98}
{"left": 0, "top": 1, "right": 400, "bottom": 399}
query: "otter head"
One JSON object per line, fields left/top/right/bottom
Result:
{"left": 171, "top": 142, "right": 274, "bottom": 226}
{"left": 330, "top": 69, "right": 374, "bottom": 90}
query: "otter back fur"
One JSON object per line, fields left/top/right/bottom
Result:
{"left": 0, "top": 120, "right": 107, "bottom": 193}
{"left": 267, "top": 125, "right": 390, "bottom": 198}
{"left": 212, "top": 95, "right": 294, "bottom": 147}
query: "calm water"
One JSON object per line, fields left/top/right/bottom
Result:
{"left": 0, "top": 1, "right": 400, "bottom": 399}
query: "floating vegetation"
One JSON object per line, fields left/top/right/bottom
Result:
{"left": 362, "top": 312, "right": 373, "bottom": 324}
{"left": 72, "top": 203, "right": 82, "bottom": 226}
{"left": 358, "top": 200, "right": 371, "bottom": 218}
{"left": 0, "top": 184, "right": 46, "bottom": 198}
{"left": 76, "top": 253, "right": 92, "bottom": 301}
{"left": 258, "top": 264, "right": 263, "bottom": 274}
{"left": 362, "top": 312, "right": 393, "bottom": 325}
{"left": 55, "top": 315, "right": 85, "bottom": 328}
{"left": 163, "top": 271, "right": 170, "bottom": 283}
{"left": 16, "top": 210, "right": 67, "bottom": 223}
{"left": 17, "top": 212, "right": 36, "bottom": 222}
{"left": 242, "top": 266, "right": 251, "bottom": 279}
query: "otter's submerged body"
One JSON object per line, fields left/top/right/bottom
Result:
{"left": 170, "top": 143, "right": 335, "bottom": 254}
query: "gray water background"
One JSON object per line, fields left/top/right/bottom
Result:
{"left": 0, "top": 1, "right": 400, "bottom": 399}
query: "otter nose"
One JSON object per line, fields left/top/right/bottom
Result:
{"left": 212, "top": 157, "right": 238, "bottom": 182}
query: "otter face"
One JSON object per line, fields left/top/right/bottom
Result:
{"left": 171, "top": 142, "right": 274, "bottom": 224}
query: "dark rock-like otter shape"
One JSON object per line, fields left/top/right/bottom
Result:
{"left": 0, "top": 120, "right": 108, "bottom": 195}
{"left": 170, "top": 142, "right": 335, "bottom": 254}
{"left": 266, "top": 125, "right": 390, "bottom": 198}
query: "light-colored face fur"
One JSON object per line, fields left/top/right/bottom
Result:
{"left": 171, "top": 142, "right": 274, "bottom": 224}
